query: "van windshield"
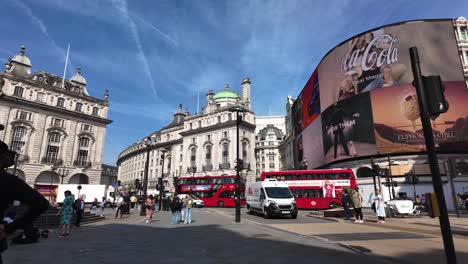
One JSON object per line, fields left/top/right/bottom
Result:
{"left": 265, "top": 187, "right": 293, "bottom": 199}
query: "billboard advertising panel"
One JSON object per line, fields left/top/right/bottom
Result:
{"left": 321, "top": 92, "right": 377, "bottom": 164}
{"left": 371, "top": 82, "right": 468, "bottom": 154}
{"left": 291, "top": 19, "right": 466, "bottom": 169}
{"left": 318, "top": 20, "right": 464, "bottom": 111}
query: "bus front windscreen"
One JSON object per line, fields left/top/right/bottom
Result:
{"left": 265, "top": 187, "right": 293, "bottom": 199}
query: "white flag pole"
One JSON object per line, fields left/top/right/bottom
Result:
{"left": 61, "top": 43, "right": 70, "bottom": 88}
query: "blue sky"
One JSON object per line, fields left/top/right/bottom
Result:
{"left": 0, "top": 0, "right": 466, "bottom": 165}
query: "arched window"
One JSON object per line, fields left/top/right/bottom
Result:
{"left": 76, "top": 137, "right": 90, "bottom": 167}
{"left": 14, "top": 86, "right": 24, "bottom": 97}
{"left": 11, "top": 127, "right": 27, "bottom": 153}
{"left": 36, "top": 92, "right": 45, "bottom": 103}
{"left": 222, "top": 143, "right": 229, "bottom": 165}
{"left": 92, "top": 107, "right": 99, "bottom": 116}
{"left": 46, "top": 132, "right": 61, "bottom": 163}
{"left": 75, "top": 102, "right": 83, "bottom": 112}
{"left": 205, "top": 145, "right": 212, "bottom": 166}
{"left": 190, "top": 148, "right": 196, "bottom": 168}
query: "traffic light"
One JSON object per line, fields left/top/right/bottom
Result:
{"left": 173, "top": 176, "right": 178, "bottom": 187}
{"left": 235, "top": 159, "right": 244, "bottom": 170}
{"left": 117, "top": 180, "right": 121, "bottom": 186}
{"left": 422, "top": 75, "right": 449, "bottom": 119}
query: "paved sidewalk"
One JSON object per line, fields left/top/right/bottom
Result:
{"left": 271, "top": 218, "right": 468, "bottom": 264}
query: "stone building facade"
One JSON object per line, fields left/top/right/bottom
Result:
{"left": 454, "top": 16, "right": 468, "bottom": 85}
{"left": 0, "top": 46, "right": 111, "bottom": 202}
{"left": 117, "top": 79, "right": 256, "bottom": 193}
{"left": 254, "top": 115, "right": 285, "bottom": 179}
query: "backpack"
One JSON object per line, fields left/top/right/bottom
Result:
{"left": 371, "top": 201, "right": 376, "bottom": 212}
{"left": 73, "top": 199, "right": 81, "bottom": 211}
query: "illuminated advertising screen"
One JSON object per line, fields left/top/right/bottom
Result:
{"left": 291, "top": 19, "right": 467, "bottom": 169}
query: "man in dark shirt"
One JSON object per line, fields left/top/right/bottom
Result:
{"left": 0, "top": 141, "right": 49, "bottom": 263}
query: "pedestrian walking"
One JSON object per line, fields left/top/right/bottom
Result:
{"left": 145, "top": 195, "right": 155, "bottom": 223}
{"left": 100, "top": 197, "right": 106, "bottom": 217}
{"left": 350, "top": 188, "right": 363, "bottom": 223}
{"left": 58, "top": 190, "right": 74, "bottom": 237}
{"left": 170, "top": 195, "right": 181, "bottom": 224}
{"left": 180, "top": 197, "right": 186, "bottom": 223}
{"left": 374, "top": 189, "right": 386, "bottom": 223}
{"left": 73, "top": 194, "right": 85, "bottom": 227}
{"left": 115, "top": 196, "right": 124, "bottom": 218}
{"left": 185, "top": 194, "right": 194, "bottom": 224}
{"left": 341, "top": 188, "right": 351, "bottom": 221}
{"left": 123, "top": 194, "right": 131, "bottom": 214}
{"left": 130, "top": 195, "right": 136, "bottom": 210}
{"left": 91, "top": 198, "right": 98, "bottom": 215}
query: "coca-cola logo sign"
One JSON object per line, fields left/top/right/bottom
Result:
{"left": 341, "top": 34, "right": 398, "bottom": 73}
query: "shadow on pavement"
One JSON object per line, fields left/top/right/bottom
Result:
{"left": 3, "top": 222, "right": 468, "bottom": 264}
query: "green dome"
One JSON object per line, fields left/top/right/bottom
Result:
{"left": 213, "top": 84, "right": 240, "bottom": 100}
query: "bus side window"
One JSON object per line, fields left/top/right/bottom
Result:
{"left": 340, "top": 172, "right": 350, "bottom": 179}
{"left": 316, "top": 189, "right": 324, "bottom": 198}
{"left": 316, "top": 174, "right": 324, "bottom": 180}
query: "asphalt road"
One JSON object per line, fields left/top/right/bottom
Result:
{"left": 2, "top": 207, "right": 390, "bottom": 264}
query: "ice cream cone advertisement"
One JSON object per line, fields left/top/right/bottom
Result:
{"left": 370, "top": 82, "right": 468, "bottom": 154}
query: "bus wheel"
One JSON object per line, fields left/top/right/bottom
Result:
{"left": 217, "top": 201, "right": 224, "bottom": 207}
{"left": 329, "top": 202, "right": 339, "bottom": 209}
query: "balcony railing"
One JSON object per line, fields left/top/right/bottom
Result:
{"left": 219, "top": 162, "right": 230, "bottom": 170}
{"left": 41, "top": 157, "right": 63, "bottom": 165}
{"left": 202, "top": 163, "right": 213, "bottom": 171}
{"left": 73, "top": 160, "right": 92, "bottom": 168}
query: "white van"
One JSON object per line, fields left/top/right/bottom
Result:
{"left": 246, "top": 179, "right": 297, "bottom": 219}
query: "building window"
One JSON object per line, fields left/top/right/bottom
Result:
{"left": 57, "top": 98, "right": 65, "bottom": 107}
{"left": 269, "top": 163, "right": 275, "bottom": 169}
{"left": 13, "top": 86, "right": 24, "bottom": 97}
{"left": 36, "top": 92, "right": 45, "bottom": 103}
{"left": 461, "top": 27, "right": 468, "bottom": 40}
{"left": 262, "top": 164, "right": 265, "bottom": 169}
{"left": 190, "top": 148, "right": 196, "bottom": 168}
{"left": 189, "top": 123, "right": 193, "bottom": 130}
{"left": 217, "top": 116, "right": 221, "bottom": 123}
{"left": 92, "top": 107, "right": 99, "bottom": 116}
{"left": 75, "top": 102, "right": 83, "bottom": 112}
{"left": 198, "top": 120, "right": 202, "bottom": 128}
{"left": 222, "top": 131, "right": 229, "bottom": 138}
{"left": 192, "top": 138, "right": 196, "bottom": 144}
{"left": 228, "top": 113, "right": 232, "bottom": 121}
{"left": 222, "top": 143, "right": 229, "bottom": 165}
{"left": 269, "top": 156, "right": 275, "bottom": 161}
{"left": 262, "top": 156, "right": 265, "bottom": 162}
{"left": 10, "top": 127, "right": 27, "bottom": 153}
{"left": 206, "top": 134, "right": 211, "bottom": 141}
{"left": 205, "top": 145, "right": 212, "bottom": 165}
{"left": 81, "top": 124, "right": 92, "bottom": 132}
{"left": 242, "top": 142, "right": 248, "bottom": 161}
{"left": 16, "top": 110, "right": 32, "bottom": 121}
{"left": 51, "top": 118, "right": 64, "bottom": 128}
{"left": 45, "top": 132, "right": 61, "bottom": 163}
{"left": 76, "top": 137, "right": 89, "bottom": 166}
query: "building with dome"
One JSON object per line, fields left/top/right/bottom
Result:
{"left": 116, "top": 79, "right": 256, "bottom": 193}
{"left": 0, "top": 46, "right": 112, "bottom": 203}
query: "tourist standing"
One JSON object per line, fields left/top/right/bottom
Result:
{"left": 115, "top": 196, "right": 124, "bottom": 218}
{"left": 180, "top": 197, "right": 186, "bottom": 223}
{"left": 58, "top": 190, "right": 74, "bottom": 237}
{"left": 350, "top": 188, "right": 363, "bottom": 223}
{"left": 375, "top": 190, "right": 386, "bottom": 223}
{"left": 74, "top": 195, "right": 85, "bottom": 227}
{"left": 170, "top": 195, "right": 181, "bottom": 224}
{"left": 341, "top": 188, "right": 351, "bottom": 221}
{"left": 185, "top": 194, "right": 194, "bottom": 224}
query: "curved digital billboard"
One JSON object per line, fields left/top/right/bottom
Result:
{"left": 293, "top": 19, "right": 468, "bottom": 169}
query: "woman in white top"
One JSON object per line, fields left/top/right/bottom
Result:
{"left": 374, "top": 190, "right": 386, "bottom": 223}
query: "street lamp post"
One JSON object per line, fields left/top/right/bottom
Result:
{"left": 140, "top": 135, "right": 156, "bottom": 216}
{"left": 158, "top": 149, "right": 167, "bottom": 211}
{"left": 51, "top": 165, "right": 70, "bottom": 184}
{"left": 230, "top": 105, "right": 247, "bottom": 223}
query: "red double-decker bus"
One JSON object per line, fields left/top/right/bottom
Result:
{"left": 176, "top": 175, "right": 246, "bottom": 207}
{"left": 260, "top": 169, "right": 357, "bottom": 209}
